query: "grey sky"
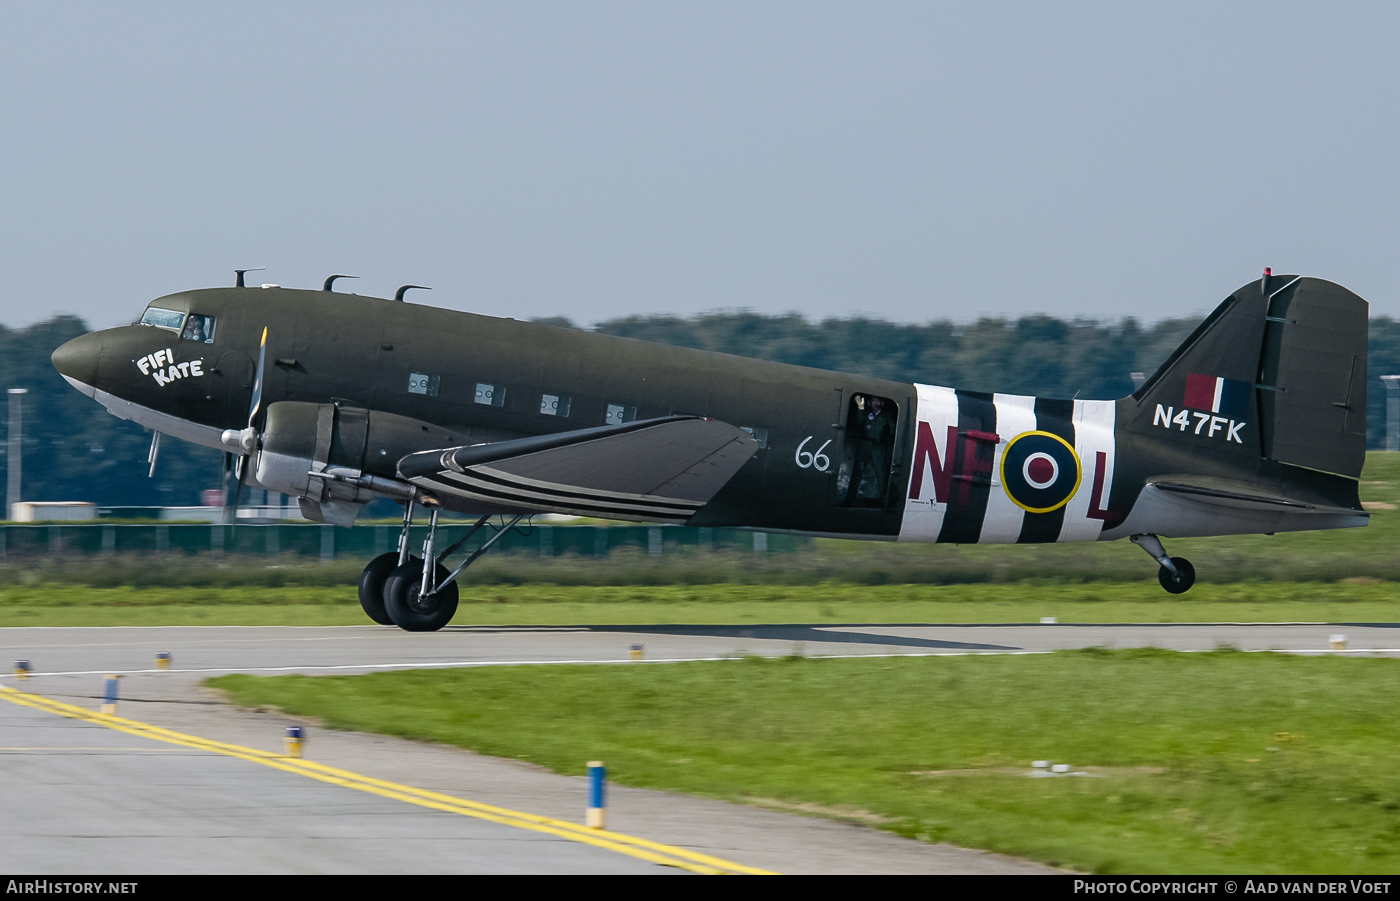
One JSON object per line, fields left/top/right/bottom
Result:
{"left": 2, "top": 2, "right": 1397, "bottom": 329}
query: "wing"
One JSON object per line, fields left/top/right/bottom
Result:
{"left": 396, "top": 416, "right": 760, "bottom": 522}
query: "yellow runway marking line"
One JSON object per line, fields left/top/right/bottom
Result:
{"left": 0, "top": 685, "right": 774, "bottom": 875}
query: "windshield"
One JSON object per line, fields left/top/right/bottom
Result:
{"left": 139, "top": 307, "right": 185, "bottom": 332}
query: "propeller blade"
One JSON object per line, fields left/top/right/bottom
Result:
{"left": 227, "top": 454, "right": 249, "bottom": 525}
{"left": 221, "top": 451, "right": 234, "bottom": 524}
{"left": 247, "top": 326, "right": 268, "bottom": 429}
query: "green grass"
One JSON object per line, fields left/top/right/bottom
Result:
{"left": 211, "top": 650, "right": 1400, "bottom": 874}
{"left": 2, "top": 581, "right": 1399, "bottom": 627}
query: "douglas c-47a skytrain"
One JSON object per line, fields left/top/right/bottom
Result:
{"left": 52, "top": 271, "right": 1370, "bottom": 631}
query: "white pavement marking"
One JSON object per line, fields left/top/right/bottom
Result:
{"left": 0, "top": 650, "right": 1054, "bottom": 680}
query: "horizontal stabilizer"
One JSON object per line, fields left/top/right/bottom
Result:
{"left": 1149, "top": 479, "right": 1366, "bottom": 517}
{"left": 397, "top": 416, "right": 759, "bottom": 522}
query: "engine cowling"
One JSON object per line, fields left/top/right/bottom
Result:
{"left": 253, "top": 401, "right": 472, "bottom": 526}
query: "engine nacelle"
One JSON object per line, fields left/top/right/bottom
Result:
{"left": 254, "top": 401, "right": 472, "bottom": 526}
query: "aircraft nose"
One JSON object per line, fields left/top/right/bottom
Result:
{"left": 51, "top": 332, "right": 103, "bottom": 391}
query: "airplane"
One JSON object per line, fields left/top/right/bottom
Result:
{"left": 50, "top": 270, "right": 1370, "bottom": 631}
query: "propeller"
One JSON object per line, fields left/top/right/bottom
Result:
{"left": 221, "top": 327, "right": 269, "bottom": 524}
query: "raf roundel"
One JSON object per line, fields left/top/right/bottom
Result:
{"left": 1000, "top": 431, "right": 1082, "bottom": 514}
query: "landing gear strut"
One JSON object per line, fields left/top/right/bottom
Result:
{"left": 358, "top": 499, "right": 525, "bottom": 631}
{"left": 1131, "top": 533, "right": 1196, "bottom": 594}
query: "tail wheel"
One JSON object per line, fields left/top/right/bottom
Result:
{"left": 383, "top": 559, "right": 459, "bottom": 632}
{"left": 358, "top": 553, "right": 414, "bottom": 625}
{"left": 1157, "top": 557, "right": 1196, "bottom": 594}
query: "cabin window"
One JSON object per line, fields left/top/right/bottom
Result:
{"left": 408, "top": 372, "right": 440, "bottom": 396}
{"left": 604, "top": 403, "right": 636, "bottom": 426}
{"left": 139, "top": 307, "right": 185, "bottom": 332}
{"left": 540, "top": 393, "right": 571, "bottom": 417}
{"left": 740, "top": 426, "right": 769, "bottom": 449}
{"left": 181, "top": 314, "right": 216, "bottom": 343}
{"left": 475, "top": 382, "right": 506, "bottom": 407}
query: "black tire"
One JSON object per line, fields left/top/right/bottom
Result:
{"left": 358, "top": 552, "right": 410, "bottom": 625}
{"left": 383, "top": 559, "right": 459, "bottom": 632}
{"left": 1157, "top": 557, "right": 1196, "bottom": 594}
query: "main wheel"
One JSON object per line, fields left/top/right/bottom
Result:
{"left": 1157, "top": 556, "right": 1196, "bottom": 594}
{"left": 383, "top": 559, "right": 459, "bottom": 632}
{"left": 358, "top": 553, "right": 413, "bottom": 625}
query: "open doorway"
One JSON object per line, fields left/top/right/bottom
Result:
{"left": 835, "top": 394, "right": 899, "bottom": 507}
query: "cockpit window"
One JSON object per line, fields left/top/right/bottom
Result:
{"left": 182, "top": 314, "right": 216, "bottom": 343}
{"left": 139, "top": 307, "right": 185, "bottom": 332}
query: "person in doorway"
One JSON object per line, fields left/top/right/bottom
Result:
{"left": 848, "top": 395, "right": 896, "bottom": 504}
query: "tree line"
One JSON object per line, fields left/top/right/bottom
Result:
{"left": 6, "top": 312, "right": 1398, "bottom": 506}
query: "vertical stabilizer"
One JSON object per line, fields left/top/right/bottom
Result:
{"left": 1127, "top": 275, "right": 1367, "bottom": 479}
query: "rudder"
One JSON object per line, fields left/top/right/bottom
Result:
{"left": 1256, "top": 277, "right": 1367, "bottom": 476}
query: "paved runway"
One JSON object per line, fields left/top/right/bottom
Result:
{"left": 1, "top": 620, "right": 1395, "bottom": 680}
{"left": 3, "top": 620, "right": 1392, "bottom": 875}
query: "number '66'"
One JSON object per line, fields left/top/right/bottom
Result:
{"left": 795, "top": 436, "right": 832, "bottom": 472}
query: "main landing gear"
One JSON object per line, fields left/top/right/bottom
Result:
{"left": 358, "top": 498, "right": 417, "bottom": 625}
{"left": 357, "top": 497, "right": 524, "bottom": 632}
{"left": 1131, "top": 533, "right": 1196, "bottom": 594}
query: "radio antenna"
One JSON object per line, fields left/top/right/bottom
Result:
{"left": 324, "top": 274, "right": 359, "bottom": 292}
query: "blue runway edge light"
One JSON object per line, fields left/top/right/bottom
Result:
{"left": 101, "top": 675, "right": 120, "bottom": 714}
{"left": 586, "top": 760, "right": 606, "bottom": 829}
